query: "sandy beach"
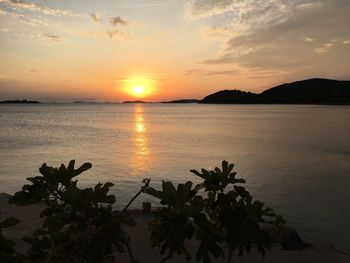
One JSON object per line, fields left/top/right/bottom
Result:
{"left": 1, "top": 193, "right": 349, "bottom": 263}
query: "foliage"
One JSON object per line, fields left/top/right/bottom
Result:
{"left": 9, "top": 160, "right": 150, "bottom": 263}
{"left": 5, "top": 159, "right": 285, "bottom": 263}
{"left": 0, "top": 213, "right": 21, "bottom": 263}
{"left": 146, "top": 160, "right": 283, "bottom": 263}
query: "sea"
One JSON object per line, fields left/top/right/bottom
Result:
{"left": 0, "top": 103, "right": 349, "bottom": 252}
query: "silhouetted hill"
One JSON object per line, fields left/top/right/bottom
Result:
{"left": 0, "top": 99, "right": 40, "bottom": 104}
{"left": 260, "top": 78, "right": 350, "bottom": 104}
{"left": 161, "top": 99, "right": 200, "bottom": 103}
{"left": 200, "top": 90, "right": 258, "bottom": 104}
{"left": 200, "top": 78, "right": 350, "bottom": 104}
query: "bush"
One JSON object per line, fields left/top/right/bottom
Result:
{"left": 0, "top": 214, "right": 21, "bottom": 263}
{"left": 146, "top": 160, "right": 283, "bottom": 263}
{"left": 9, "top": 160, "right": 149, "bottom": 263}
{"left": 6, "top": 160, "right": 284, "bottom": 263}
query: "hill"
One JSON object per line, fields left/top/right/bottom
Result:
{"left": 200, "top": 90, "right": 258, "bottom": 104}
{"left": 260, "top": 78, "right": 350, "bottom": 104}
{"left": 200, "top": 78, "right": 350, "bottom": 104}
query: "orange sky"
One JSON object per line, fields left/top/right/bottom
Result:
{"left": 0, "top": 0, "right": 349, "bottom": 102}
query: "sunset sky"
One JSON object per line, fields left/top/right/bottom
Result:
{"left": 1, "top": 0, "right": 349, "bottom": 101}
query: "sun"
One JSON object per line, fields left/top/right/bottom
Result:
{"left": 133, "top": 86, "right": 144, "bottom": 96}
{"left": 117, "top": 76, "right": 159, "bottom": 99}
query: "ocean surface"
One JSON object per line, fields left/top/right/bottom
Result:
{"left": 0, "top": 103, "right": 349, "bottom": 252}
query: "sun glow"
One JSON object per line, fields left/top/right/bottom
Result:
{"left": 116, "top": 76, "right": 160, "bottom": 99}
{"left": 133, "top": 86, "right": 145, "bottom": 96}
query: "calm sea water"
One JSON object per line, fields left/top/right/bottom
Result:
{"left": 0, "top": 103, "right": 349, "bottom": 252}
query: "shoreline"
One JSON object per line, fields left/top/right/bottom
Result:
{"left": 1, "top": 193, "right": 348, "bottom": 263}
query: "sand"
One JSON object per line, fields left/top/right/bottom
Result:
{"left": 1, "top": 193, "right": 349, "bottom": 263}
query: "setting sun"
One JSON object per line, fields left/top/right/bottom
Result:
{"left": 133, "top": 86, "right": 144, "bottom": 96}
{"left": 117, "top": 76, "right": 159, "bottom": 99}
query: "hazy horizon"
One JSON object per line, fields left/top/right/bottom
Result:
{"left": 1, "top": 0, "right": 350, "bottom": 101}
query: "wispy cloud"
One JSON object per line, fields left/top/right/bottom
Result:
{"left": 185, "top": 0, "right": 234, "bottom": 19}
{"left": 200, "top": 26, "right": 230, "bottom": 38}
{"left": 44, "top": 33, "right": 62, "bottom": 42}
{"left": 106, "top": 29, "right": 130, "bottom": 39}
{"left": 304, "top": 37, "right": 314, "bottom": 42}
{"left": 191, "top": 0, "right": 350, "bottom": 79}
{"left": 187, "top": 0, "right": 325, "bottom": 40}
{"left": 0, "top": 8, "right": 51, "bottom": 27}
{"left": 186, "top": 69, "right": 239, "bottom": 76}
{"left": 110, "top": 16, "right": 128, "bottom": 26}
{"left": 0, "top": 0, "right": 78, "bottom": 17}
{"left": 314, "top": 43, "right": 334, "bottom": 54}
{"left": 89, "top": 12, "right": 100, "bottom": 22}
{"left": 29, "top": 68, "right": 41, "bottom": 73}
{"left": 116, "top": 76, "right": 164, "bottom": 82}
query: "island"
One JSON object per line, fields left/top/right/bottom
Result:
{"left": 122, "top": 100, "right": 148, "bottom": 103}
{"left": 0, "top": 99, "right": 40, "bottom": 104}
{"left": 200, "top": 78, "right": 350, "bottom": 105}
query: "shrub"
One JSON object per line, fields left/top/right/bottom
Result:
{"left": 6, "top": 160, "right": 284, "bottom": 263}
{"left": 9, "top": 160, "right": 150, "bottom": 263}
{"left": 146, "top": 160, "right": 283, "bottom": 263}
{"left": 0, "top": 214, "right": 21, "bottom": 263}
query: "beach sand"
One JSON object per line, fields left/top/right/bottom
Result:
{"left": 1, "top": 193, "right": 349, "bottom": 263}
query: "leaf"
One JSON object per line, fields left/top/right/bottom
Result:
{"left": 0, "top": 217, "right": 20, "bottom": 228}
{"left": 40, "top": 208, "right": 53, "bottom": 218}
{"left": 67, "top": 160, "right": 75, "bottom": 174}
{"left": 8, "top": 191, "right": 33, "bottom": 205}
{"left": 33, "top": 229, "right": 49, "bottom": 236}
{"left": 74, "top": 162, "right": 92, "bottom": 177}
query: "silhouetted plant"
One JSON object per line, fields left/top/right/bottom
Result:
{"left": 6, "top": 160, "right": 286, "bottom": 263}
{"left": 0, "top": 213, "right": 21, "bottom": 263}
{"left": 146, "top": 161, "right": 283, "bottom": 263}
{"left": 9, "top": 160, "right": 150, "bottom": 263}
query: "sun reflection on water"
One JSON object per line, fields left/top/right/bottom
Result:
{"left": 131, "top": 105, "right": 151, "bottom": 172}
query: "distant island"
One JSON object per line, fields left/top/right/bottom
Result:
{"left": 0, "top": 99, "right": 40, "bottom": 104}
{"left": 200, "top": 78, "right": 350, "bottom": 105}
{"left": 122, "top": 100, "right": 148, "bottom": 104}
{"left": 74, "top": 101, "right": 98, "bottom": 104}
{"left": 161, "top": 99, "right": 200, "bottom": 104}
{"left": 2, "top": 78, "right": 350, "bottom": 105}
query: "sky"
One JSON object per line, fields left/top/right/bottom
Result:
{"left": 0, "top": 0, "right": 349, "bottom": 102}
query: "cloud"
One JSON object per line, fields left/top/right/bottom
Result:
{"left": 185, "top": 0, "right": 234, "bottom": 19}
{"left": 0, "top": 7, "right": 52, "bottom": 27}
{"left": 110, "top": 16, "right": 128, "bottom": 26}
{"left": 195, "top": 0, "right": 350, "bottom": 79}
{"left": 29, "top": 68, "right": 41, "bottom": 73}
{"left": 90, "top": 12, "right": 100, "bottom": 22}
{"left": 304, "top": 37, "right": 314, "bottom": 42}
{"left": 106, "top": 29, "right": 130, "bottom": 39}
{"left": 116, "top": 77, "right": 163, "bottom": 82}
{"left": 186, "top": 69, "right": 239, "bottom": 76}
{"left": 0, "top": 0, "right": 77, "bottom": 17}
{"left": 44, "top": 33, "right": 62, "bottom": 42}
{"left": 314, "top": 43, "right": 334, "bottom": 54}
{"left": 200, "top": 26, "right": 229, "bottom": 38}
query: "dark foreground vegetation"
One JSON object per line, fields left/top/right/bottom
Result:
{"left": 1, "top": 160, "right": 298, "bottom": 263}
